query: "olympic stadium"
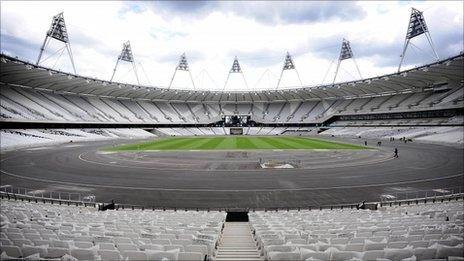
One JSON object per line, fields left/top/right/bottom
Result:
{"left": 0, "top": 2, "right": 463, "bottom": 261}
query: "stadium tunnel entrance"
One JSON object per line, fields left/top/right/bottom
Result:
{"left": 226, "top": 211, "right": 249, "bottom": 222}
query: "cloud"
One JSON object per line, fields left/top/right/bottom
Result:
{"left": 0, "top": 1, "right": 462, "bottom": 90}
{"left": 226, "top": 2, "right": 367, "bottom": 25}
{"left": 149, "top": 1, "right": 367, "bottom": 25}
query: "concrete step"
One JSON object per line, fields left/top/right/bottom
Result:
{"left": 216, "top": 253, "right": 261, "bottom": 257}
{"left": 217, "top": 251, "right": 259, "bottom": 254}
{"left": 218, "top": 246, "right": 258, "bottom": 251}
{"left": 215, "top": 258, "right": 261, "bottom": 261}
{"left": 214, "top": 257, "right": 263, "bottom": 261}
{"left": 215, "top": 222, "right": 261, "bottom": 261}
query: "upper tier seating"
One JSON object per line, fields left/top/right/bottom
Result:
{"left": 249, "top": 201, "right": 463, "bottom": 261}
{"left": 0, "top": 199, "right": 226, "bottom": 260}
{"left": 1, "top": 85, "right": 462, "bottom": 124}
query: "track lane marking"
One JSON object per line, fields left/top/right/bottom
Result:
{"left": 1, "top": 168, "right": 462, "bottom": 192}
{"left": 78, "top": 150, "right": 396, "bottom": 172}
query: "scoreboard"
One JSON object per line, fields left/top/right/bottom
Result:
{"left": 230, "top": 127, "right": 244, "bottom": 135}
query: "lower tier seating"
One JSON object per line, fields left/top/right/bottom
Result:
{"left": 250, "top": 201, "right": 463, "bottom": 261}
{"left": 0, "top": 199, "right": 226, "bottom": 260}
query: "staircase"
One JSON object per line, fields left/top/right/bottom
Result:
{"left": 214, "top": 222, "right": 261, "bottom": 261}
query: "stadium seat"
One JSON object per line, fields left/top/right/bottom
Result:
{"left": 43, "top": 247, "right": 70, "bottom": 259}
{"left": 0, "top": 245, "right": 22, "bottom": 258}
{"left": 178, "top": 251, "right": 203, "bottom": 261}
{"left": 362, "top": 250, "right": 385, "bottom": 261}
{"left": 383, "top": 248, "right": 414, "bottom": 261}
{"left": 98, "top": 249, "right": 122, "bottom": 261}
{"left": 185, "top": 244, "right": 208, "bottom": 257}
{"left": 123, "top": 250, "right": 147, "bottom": 260}
{"left": 268, "top": 251, "right": 300, "bottom": 261}
{"left": 70, "top": 248, "right": 97, "bottom": 260}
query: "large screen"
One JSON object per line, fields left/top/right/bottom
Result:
{"left": 230, "top": 127, "right": 244, "bottom": 135}
{"left": 223, "top": 115, "right": 250, "bottom": 127}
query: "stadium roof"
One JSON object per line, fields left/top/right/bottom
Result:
{"left": 1, "top": 53, "right": 462, "bottom": 103}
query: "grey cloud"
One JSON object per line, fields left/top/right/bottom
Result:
{"left": 1, "top": 34, "right": 42, "bottom": 63}
{"left": 226, "top": 49, "right": 285, "bottom": 68}
{"left": 155, "top": 50, "right": 206, "bottom": 64}
{"left": 225, "top": 2, "right": 367, "bottom": 25}
{"left": 146, "top": 1, "right": 367, "bottom": 25}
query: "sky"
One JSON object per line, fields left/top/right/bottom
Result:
{"left": 1, "top": 1, "right": 462, "bottom": 91}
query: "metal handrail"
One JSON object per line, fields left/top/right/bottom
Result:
{"left": 0, "top": 185, "right": 462, "bottom": 212}
{"left": 0, "top": 186, "right": 95, "bottom": 203}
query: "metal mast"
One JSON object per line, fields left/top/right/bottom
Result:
{"left": 110, "top": 41, "right": 139, "bottom": 84}
{"left": 223, "top": 56, "right": 249, "bottom": 91}
{"left": 333, "top": 38, "right": 362, "bottom": 84}
{"left": 276, "top": 52, "right": 302, "bottom": 90}
{"left": 36, "top": 12, "right": 77, "bottom": 74}
{"left": 398, "top": 7, "right": 439, "bottom": 72}
{"left": 168, "top": 53, "right": 196, "bottom": 90}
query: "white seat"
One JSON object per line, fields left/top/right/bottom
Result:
{"left": 0, "top": 239, "right": 12, "bottom": 246}
{"left": 178, "top": 251, "right": 203, "bottom": 261}
{"left": 21, "top": 245, "right": 47, "bottom": 257}
{"left": 33, "top": 239, "right": 50, "bottom": 246}
{"left": 98, "top": 249, "right": 122, "bottom": 261}
{"left": 151, "top": 239, "right": 171, "bottom": 245}
{"left": 74, "top": 241, "right": 93, "bottom": 248}
{"left": 24, "top": 234, "right": 41, "bottom": 241}
{"left": 98, "top": 243, "right": 116, "bottom": 250}
{"left": 350, "top": 238, "right": 365, "bottom": 244}
{"left": 288, "top": 238, "right": 306, "bottom": 244}
{"left": 157, "top": 234, "right": 176, "bottom": 240}
{"left": 413, "top": 247, "right": 437, "bottom": 260}
{"left": 0, "top": 245, "right": 22, "bottom": 258}
{"left": 164, "top": 244, "right": 184, "bottom": 251}
{"left": 387, "top": 241, "right": 409, "bottom": 249}
{"left": 345, "top": 244, "right": 364, "bottom": 252}
{"left": 268, "top": 251, "right": 300, "bottom": 261}
{"left": 145, "top": 249, "right": 179, "bottom": 261}
{"left": 114, "top": 237, "right": 132, "bottom": 244}
{"left": 409, "top": 241, "right": 430, "bottom": 248}
{"left": 44, "top": 247, "right": 70, "bottom": 258}
{"left": 331, "top": 251, "right": 362, "bottom": 261}
{"left": 171, "top": 239, "right": 192, "bottom": 247}
{"left": 117, "top": 243, "right": 137, "bottom": 252}
{"left": 51, "top": 240, "right": 71, "bottom": 249}
{"left": 435, "top": 245, "right": 464, "bottom": 259}
{"left": 331, "top": 238, "right": 350, "bottom": 245}
{"left": 300, "top": 248, "right": 330, "bottom": 261}
{"left": 139, "top": 244, "right": 163, "bottom": 251}
{"left": 123, "top": 250, "right": 147, "bottom": 260}
{"left": 362, "top": 250, "right": 385, "bottom": 261}
{"left": 185, "top": 244, "right": 208, "bottom": 257}
{"left": 74, "top": 236, "right": 93, "bottom": 242}
{"left": 364, "top": 242, "right": 387, "bottom": 251}
{"left": 178, "top": 234, "right": 195, "bottom": 240}
{"left": 70, "top": 248, "right": 97, "bottom": 260}
{"left": 383, "top": 248, "right": 414, "bottom": 261}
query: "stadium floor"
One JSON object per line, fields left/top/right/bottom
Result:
{"left": 1, "top": 136, "right": 463, "bottom": 210}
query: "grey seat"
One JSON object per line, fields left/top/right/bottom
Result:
{"left": 178, "top": 251, "right": 203, "bottom": 261}
{"left": 0, "top": 245, "right": 22, "bottom": 258}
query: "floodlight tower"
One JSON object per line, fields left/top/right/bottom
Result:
{"left": 110, "top": 41, "right": 140, "bottom": 84}
{"left": 36, "top": 12, "right": 77, "bottom": 74}
{"left": 398, "top": 7, "right": 439, "bottom": 72}
{"left": 168, "top": 53, "right": 196, "bottom": 90}
{"left": 276, "top": 52, "right": 303, "bottom": 90}
{"left": 223, "top": 56, "right": 249, "bottom": 91}
{"left": 333, "top": 39, "right": 362, "bottom": 84}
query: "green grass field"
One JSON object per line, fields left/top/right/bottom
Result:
{"left": 106, "top": 136, "right": 366, "bottom": 151}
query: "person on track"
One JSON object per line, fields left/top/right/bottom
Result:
{"left": 394, "top": 148, "right": 398, "bottom": 158}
